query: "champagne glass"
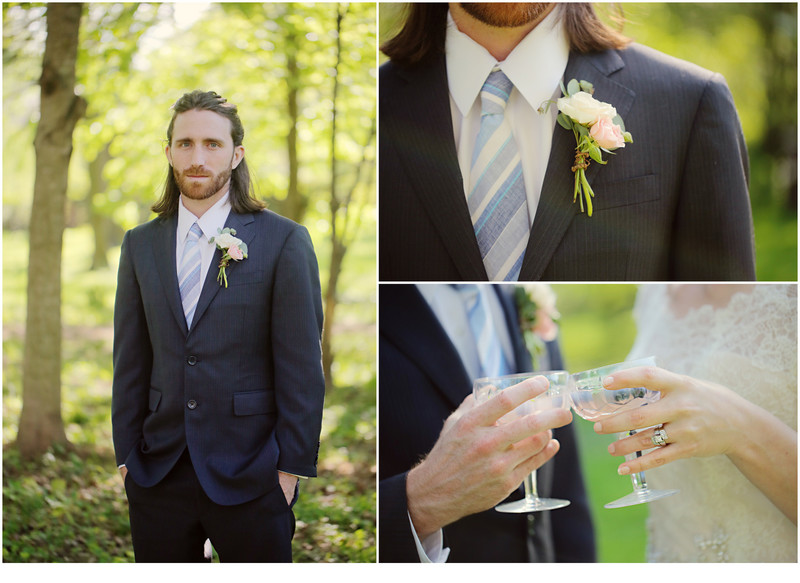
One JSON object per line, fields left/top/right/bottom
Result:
{"left": 473, "top": 371, "right": 571, "bottom": 513}
{"left": 570, "top": 356, "right": 678, "bottom": 508}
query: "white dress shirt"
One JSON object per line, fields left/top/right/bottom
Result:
{"left": 176, "top": 192, "right": 232, "bottom": 285}
{"left": 446, "top": 8, "right": 570, "bottom": 226}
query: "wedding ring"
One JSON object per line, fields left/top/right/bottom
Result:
{"left": 651, "top": 428, "right": 668, "bottom": 447}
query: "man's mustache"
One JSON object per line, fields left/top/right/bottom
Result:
{"left": 181, "top": 166, "right": 210, "bottom": 177}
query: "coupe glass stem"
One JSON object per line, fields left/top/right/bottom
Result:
{"left": 626, "top": 431, "right": 648, "bottom": 491}
{"left": 524, "top": 470, "right": 537, "bottom": 500}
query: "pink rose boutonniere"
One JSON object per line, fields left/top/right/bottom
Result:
{"left": 514, "top": 284, "right": 561, "bottom": 369}
{"left": 209, "top": 227, "right": 248, "bottom": 287}
{"left": 551, "top": 79, "right": 633, "bottom": 216}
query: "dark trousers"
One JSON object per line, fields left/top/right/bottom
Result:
{"left": 125, "top": 449, "right": 296, "bottom": 562}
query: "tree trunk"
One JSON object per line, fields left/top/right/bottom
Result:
{"left": 17, "top": 3, "right": 86, "bottom": 458}
{"left": 321, "top": 4, "right": 345, "bottom": 391}
{"left": 280, "top": 2, "right": 306, "bottom": 223}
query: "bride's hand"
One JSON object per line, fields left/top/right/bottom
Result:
{"left": 592, "top": 366, "right": 755, "bottom": 475}
{"left": 594, "top": 365, "right": 797, "bottom": 524}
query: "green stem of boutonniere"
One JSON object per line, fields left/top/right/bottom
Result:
{"left": 571, "top": 151, "right": 594, "bottom": 216}
{"left": 217, "top": 256, "right": 230, "bottom": 287}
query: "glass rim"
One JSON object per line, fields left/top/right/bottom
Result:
{"left": 570, "top": 356, "right": 657, "bottom": 382}
{"left": 473, "top": 370, "right": 568, "bottom": 385}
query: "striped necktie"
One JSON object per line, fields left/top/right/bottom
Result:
{"left": 469, "top": 68, "right": 530, "bottom": 281}
{"left": 456, "top": 284, "right": 509, "bottom": 378}
{"left": 179, "top": 222, "right": 203, "bottom": 327}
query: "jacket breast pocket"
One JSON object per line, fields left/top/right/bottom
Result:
{"left": 233, "top": 390, "right": 275, "bottom": 416}
{"left": 590, "top": 174, "right": 659, "bottom": 212}
{"left": 225, "top": 268, "right": 265, "bottom": 286}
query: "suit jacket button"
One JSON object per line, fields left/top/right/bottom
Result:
{"left": 187, "top": 356, "right": 197, "bottom": 365}
{"left": 187, "top": 399, "right": 198, "bottom": 410}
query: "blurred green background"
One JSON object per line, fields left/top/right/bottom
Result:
{"left": 379, "top": 2, "right": 798, "bottom": 281}
{"left": 553, "top": 284, "right": 643, "bottom": 562}
{"left": 3, "top": 2, "right": 375, "bottom": 562}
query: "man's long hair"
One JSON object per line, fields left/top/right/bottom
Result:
{"left": 381, "top": 3, "right": 630, "bottom": 68}
{"left": 152, "top": 90, "right": 265, "bottom": 217}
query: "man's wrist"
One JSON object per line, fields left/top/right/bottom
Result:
{"left": 406, "top": 463, "right": 445, "bottom": 540}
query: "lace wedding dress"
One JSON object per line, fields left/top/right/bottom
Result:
{"left": 627, "top": 284, "right": 797, "bottom": 562}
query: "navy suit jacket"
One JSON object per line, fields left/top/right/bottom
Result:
{"left": 112, "top": 208, "right": 325, "bottom": 506}
{"left": 379, "top": 285, "right": 595, "bottom": 562}
{"left": 379, "top": 44, "right": 756, "bottom": 281}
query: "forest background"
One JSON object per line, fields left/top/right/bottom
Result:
{"left": 3, "top": 2, "right": 375, "bottom": 563}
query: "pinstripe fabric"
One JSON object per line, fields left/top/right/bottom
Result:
{"left": 179, "top": 222, "right": 203, "bottom": 327}
{"left": 469, "top": 68, "right": 529, "bottom": 281}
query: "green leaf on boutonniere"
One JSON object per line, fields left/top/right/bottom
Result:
{"left": 587, "top": 143, "right": 605, "bottom": 164}
{"left": 567, "top": 78, "right": 581, "bottom": 96}
{"left": 557, "top": 112, "right": 573, "bottom": 130}
{"left": 579, "top": 80, "right": 594, "bottom": 94}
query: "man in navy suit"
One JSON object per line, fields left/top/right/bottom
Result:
{"left": 379, "top": 284, "right": 595, "bottom": 562}
{"left": 379, "top": 3, "right": 756, "bottom": 281}
{"left": 112, "top": 90, "right": 325, "bottom": 562}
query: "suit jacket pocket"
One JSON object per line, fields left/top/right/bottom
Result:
{"left": 233, "top": 390, "right": 275, "bottom": 416}
{"left": 590, "top": 174, "right": 659, "bottom": 212}
{"left": 225, "top": 269, "right": 265, "bottom": 286}
{"left": 149, "top": 388, "right": 162, "bottom": 412}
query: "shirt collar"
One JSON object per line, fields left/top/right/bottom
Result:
{"left": 177, "top": 191, "right": 232, "bottom": 244}
{"left": 445, "top": 8, "right": 570, "bottom": 117}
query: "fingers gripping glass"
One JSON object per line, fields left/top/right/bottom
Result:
{"left": 473, "top": 371, "right": 571, "bottom": 513}
{"left": 570, "top": 357, "right": 679, "bottom": 508}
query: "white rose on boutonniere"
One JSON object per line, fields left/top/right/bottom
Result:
{"left": 540, "top": 79, "right": 633, "bottom": 217}
{"left": 209, "top": 227, "right": 248, "bottom": 287}
{"left": 514, "top": 284, "right": 560, "bottom": 368}
{"left": 556, "top": 90, "right": 618, "bottom": 125}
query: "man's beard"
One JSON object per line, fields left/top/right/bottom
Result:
{"left": 459, "top": 3, "right": 552, "bottom": 28}
{"left": 173, "top": 164, "right": 232, "bottom": 201}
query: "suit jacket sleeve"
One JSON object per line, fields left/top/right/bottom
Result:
{"left": 671, "top": 73, "right": 755, "bottom": 279}
{"left": 111, "top": 230, "right": 153, "bottom": 467}
{"left": 271, "top": 224, "right": 325, "bottom": 477}
{"left": 379, "top": 472, "right": 423, "bottom": 562}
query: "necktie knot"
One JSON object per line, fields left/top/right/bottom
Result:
{"left": 480, "top": 68, "right": 514, "bottom": 115}
{"left": 188, "top": 222, "right": 203, "bottom": 242}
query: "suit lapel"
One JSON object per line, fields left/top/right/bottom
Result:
{"left": 152, "top": 215, "right": 189, "bottom": 336}
{"left": 390, "top": 56, "right": 488, "bottom": 280}
{"left": 520, "top": 50, "right": 634, "bottom": 280}
{"left": 190, "top": 211, "right": 256, "bottom": 333}
{"left": 380, "top": 285, "right": 472, "bottom": 410}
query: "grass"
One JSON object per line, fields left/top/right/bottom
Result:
{"left": 3, "top": 225, "right": 376, "bottom": 563}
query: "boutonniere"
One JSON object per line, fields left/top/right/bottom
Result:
{"left": 514, "top": 284, "right": 560, "bottom": 368}
{"left": 209, "top": 227, "right": 248, "bottom": 287}
{"left": 549, "top": 79, "right": 633, "bottom": 216}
